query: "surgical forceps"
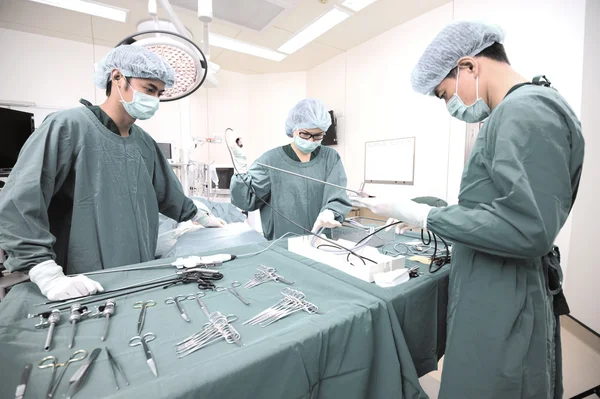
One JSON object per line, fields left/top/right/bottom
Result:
{"left": 165, "top": 295, "right": 192, "bottom": 322}
{"left": 190, "top": 292, "right": 210, "bottom": 317}
{"left": 215, "top": 281, "right": 250, "bottom": 305}
{"left": 129, "top": 333, "right": 158, "bottom": 377}
{"left": 133, "top": 300, "right": 156, "bottom": 335}
{"left": 38, "top": 349, "right": 87, "bottom": 399}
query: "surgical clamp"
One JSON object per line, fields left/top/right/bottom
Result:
{"left": 129, "top": 332, "right": 158, "bottom": 377}
{"left": 244, "top": 266, "right": 295, "bottom": 289}
{"left": 215, "top": 281, "right": 250, "bottom": 305}
{"left": 38, "top": 349, "right": 87, "bottom": 399}
{"left": 133, "top": 300, "right": 156, "bottom": 335}
{"left": 165, "top": 295, "right": 192, "bottom": 322}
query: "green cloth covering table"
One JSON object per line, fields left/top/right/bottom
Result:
{"left": 271, "top": 232, "right": 450, "bottom": 377}
{"left": 0, "top": 243, "right": 431, "bottom": 399}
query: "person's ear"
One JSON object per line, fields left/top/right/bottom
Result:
{"left": 112, "top": 70, "right": 126, "bottom": 89}
{"left": 457, "top": 57, "right": 478, "bottom": 78}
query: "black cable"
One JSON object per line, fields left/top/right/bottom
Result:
{"left": 225, "top": 130, "right": 373, "bottom": 265}
{"left": 352, "top": 220, "right": 405, "bottom": 247}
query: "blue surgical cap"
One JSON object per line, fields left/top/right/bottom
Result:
{"left": 411, "top": 21, "right": 505, "bottom": 96}
{"left": 285, "top": 99, "right": 331, "bottom": 138}
{"left": 94, "top": 45, "right": 175, "bottom": 89}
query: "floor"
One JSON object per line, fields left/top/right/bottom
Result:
{"left": 419, "top": 316, "right": 600, "bottom": 399}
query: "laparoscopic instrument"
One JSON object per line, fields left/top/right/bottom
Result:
{"left": 255, "top": 162, "right": 374, "bottom": 198}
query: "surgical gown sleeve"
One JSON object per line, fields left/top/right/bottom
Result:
{"left": 0, "top": 117, "right": 74, "bottom": 272}
{"left": 427, "top": 98, "right": 577, "bottom": 259}
{"left": 321, "top": 155, "right": 352, "bottom": 222}
{"left": 151, "top": 141, "right": 197, "bottom": 222}
{"left": 230, "top": 161, "right": 271, "bottom": 212}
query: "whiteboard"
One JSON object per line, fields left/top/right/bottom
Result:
{"left": 364, "top": 137, "right": 415, "bottom": 184}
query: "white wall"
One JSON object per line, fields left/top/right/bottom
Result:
{"left": 247, "top": 72, "right": 307, "bottom": 164}
{"left": 564, "top": 0, "right": 600, "bottom": 335}
{"left": 307, "top": 4, "right": 455, "bottom": 198}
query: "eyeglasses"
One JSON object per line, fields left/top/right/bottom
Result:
{"left": 298, "top": 131, "right": 324, "bottom": 141}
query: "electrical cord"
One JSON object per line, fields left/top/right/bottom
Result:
{"left": 224, "top": 129, "right": 374, "bottom": 266}
{"left": 353, "top": 220, "right": 450, "bottom": 273}
{"left": 236, "top": 232, "right": 300, "bottom": 259}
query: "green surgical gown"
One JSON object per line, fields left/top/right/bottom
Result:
{"left": 427, "top": 85, "right": 584, "bottom": 399}
{"left": 0, "top": 106, "right": 197, "bottom": 274}
{"left": 230, "top": 146, "right": 351, "bottom": 240}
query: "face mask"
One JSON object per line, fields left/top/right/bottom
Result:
{"left": 293, "top": 135, "right": 321, "bottom": 154}
{"left": 116, "top": 78, "right": 160, "bottom": 120}
{"left": 446, "top": 67, "right": 490, "bottom": 123}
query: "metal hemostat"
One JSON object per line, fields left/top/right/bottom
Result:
{"left": 175, "top": 311, "right": 241, "bottom": 358}
{"left": 244, "top": 288, "right": 321, "bottom": 328}
{"left": 243, "top": 265, "right": 295, "bottom": 289}
{"left": 35, "top": 309, "right": 61, "bottom": 351}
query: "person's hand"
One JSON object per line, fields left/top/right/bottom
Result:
{"left": 227, "top": 137, "right": 248, "bottom": 174}
{"left": 193, "top": 211, "right": 226, "bottom": 228}
{"left": 385, "top": 218, "right": 427, "bottom": 235}
{"left": 352, "top": 197, "right": 432, "bottom": 229}
{"left": 29, "top": 260, "right": 104, "bottom": 300}
{"left": 192, "top": 200, "right": 227, "bottom": 228}
{"left": 311, "top": 209, "right": 342, "bottom": 233}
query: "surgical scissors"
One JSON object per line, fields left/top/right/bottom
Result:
{"left": 129, "top": 333, "right": 158, "bottom": 377}
{"left": 38, "top": 349, "right": 87, "bottom": 399}
{"left": 165, "top": 295, "right": 192, "bottom": 322}
{"left": 133, "top": 300, "right": 156, "bottom": 335}
{"left": 215, "top": 281, "right": 250, "bottom": 305}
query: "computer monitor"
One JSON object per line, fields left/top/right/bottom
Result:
{"left": 209, "top": 165, "right": 235, "bottom": 194}
{"left": 0, "top": 107, "right": 35, "bottom": 173}
{"left": 322, "top": 110, "right": 337, "bottom": 146}
{"left": 156, "top": 142, "right": 172, "bottom": 160}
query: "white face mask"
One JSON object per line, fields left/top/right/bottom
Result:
{"left": 446, "top": 67, "right": 491, "bottom": 123}
{"left": 116, "top": 78, "right": 160, "bottom": 120}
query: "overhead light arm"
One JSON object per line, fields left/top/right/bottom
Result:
{"left": 157, "top": 0, "right": 193, "bottom": 41}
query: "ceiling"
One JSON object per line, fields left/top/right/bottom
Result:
{"left": 0, "top": 0, "right": 450, "bottom": 74}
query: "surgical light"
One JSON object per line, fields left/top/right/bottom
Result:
{"left": 115, "top": 30, "right": 208, "bottom": 102}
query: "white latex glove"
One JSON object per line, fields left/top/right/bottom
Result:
{"left": 29, "top": 260, "right": 104, "bottom": 300}
{"left": 385, "top": 218, "right": 427, "bottom": 235}
{"left": 192, "top": 200, "right": 227, "bottom": 228}
{"left": 227, "top": 137, "right": 248, "bottom": 174}
{"left": 311, "top": 209, "right": 342, "bottom": 233}
{"left": 353, "top": 197, "right": 432, "bottom": 229}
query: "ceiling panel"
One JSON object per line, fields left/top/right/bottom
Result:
{"left": 0, "top": 0, "right": 93, "bottom": 39}
{"left": 1, "top": 0, "right": 450, "bottom": 74}
{"left": 316, "top": 0, "right": 451, "bottom": 51}
{"left": 233, "top": 26, "right": 293, "bottom": 49}
{"left": 272, "top": 0, "right": 334, "bottom": 33}
{"left": 214, "top": 39, "right": 343, "bottom": 74}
